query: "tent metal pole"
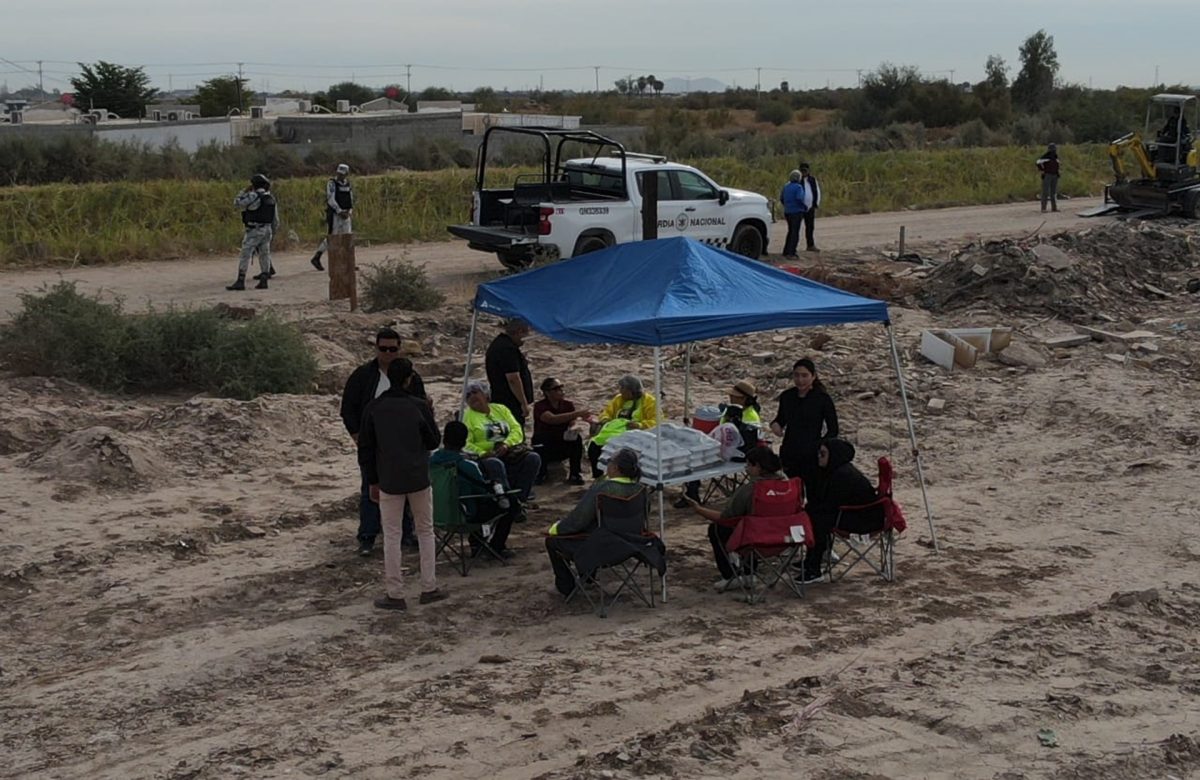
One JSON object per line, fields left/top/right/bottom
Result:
{"left": 683, "top": 344, "right": 692, "bottom": 424}
{"left": 886, "top": 323, "right": 939, "bottom": 553}
{"left": 459, "top": 308, "right": 480, "bottom": 420}
{"left": 654, "top": 345, "right": 667, "bottom": 601}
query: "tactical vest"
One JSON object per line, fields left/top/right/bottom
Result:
{"left": 242, "top": 191, "right": 276, "bottom": 227}
{"left": 328, "top": 178, "right": 353, "bottom": 212}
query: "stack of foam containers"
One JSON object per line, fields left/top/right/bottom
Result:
{"left": 599, "top": 423, "right": 725, "bottom": 481}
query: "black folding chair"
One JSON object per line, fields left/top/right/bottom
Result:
{"left": 555, "top": 487, "right": 662, "bottom": 618}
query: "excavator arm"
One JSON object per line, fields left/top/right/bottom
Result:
{"left": 1108, "top": 132, "right": 1157, "bottom": 182}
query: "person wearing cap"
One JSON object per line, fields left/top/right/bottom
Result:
{"left": 228, "top": 173, "right": 280, "bottom": 291}
{"left": 309, "top": 163, "right": 354, "bottom": 271}
{"left": 544, "top": 448, "right": 650, "bottom": 596}
{"left": 798, "top": 162, "right": 821, "bottom": 252}
{"left": 485, "top": 319, "right": 534, "bottom": 430}
{"left": 532, "top": 377, "right": 592, "bottom": 486}
{"left": 674, "top": 380, "right": 763, "bottom": 508}
{"left": 1035, "top": 144, "right": 1059, "bottom": 213}
{"left": 779, "top": 169, "right": 810, "bottom": 259}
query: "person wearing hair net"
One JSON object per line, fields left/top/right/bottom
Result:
{"left": 310, "top": 162, "right": 354, "bottom": 271}
{"left": 227, "top": 172, "right": 279, "bottom": 291}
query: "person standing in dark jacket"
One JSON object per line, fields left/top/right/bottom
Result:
{"left": 485, "top": 319, "right": 534, "bottom": 429}
{"left": 797, "top": 438, "right": 883, "bottom": 582}
{"left": 799, "top": 162, "right": 821, "bottom": 252}
{"left": 770, "top": 358, "right": 838, "bottom": 486}
{"left": 358, "top": 358, "right": 444, "bottom": 610}
{"left": 340, "top": 327, "right": 428, "bottom": 555}
{"left": 779, "top": 170, "right": 809, "bottom": 259}
{"left": 1036, "top": 143, "right": 1060, "bottom": 213}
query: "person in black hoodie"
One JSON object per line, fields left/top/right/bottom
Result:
{"left": 770, "top": 358, "right": 838, "bottom": 487}
{"left": 340, "top": 328, "right": 428, "bottom": 555}
{"left": 358, "top": 358, "right": 444, "bottom": 610}
{"left": 798, "top": 438, "right": 883, "bottom": 582}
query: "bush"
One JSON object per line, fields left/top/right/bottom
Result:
{"left": 756, "top": 100, "right": 794, "bottom": 126}
{"left": 0, "top": 281, "right": 316, "bottom": 399}
{"left": 361, "top": 259, "right": 446, "bottom": 312}
{"left": 193, "top": 316, "right": 318, "bottom": 399}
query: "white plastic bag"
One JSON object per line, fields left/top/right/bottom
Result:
{"left": 709, "top": 422, "right": 744, "bottom": 461}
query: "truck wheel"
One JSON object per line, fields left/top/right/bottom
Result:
{"left": 730, "top": 223, "right": 765, "bottom": 259}
{"left": 573, "top": 235, "right": 610, "bottom": 257}
{"left": 497, "top": 250, "right": 533, "bottom": 271}
{"left": 1183, "top": 189, "right": 1200, "bottom": 219}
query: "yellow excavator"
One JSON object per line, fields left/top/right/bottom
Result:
{"left": 1083, "top": 94, "right": 1200, "bottom": 218}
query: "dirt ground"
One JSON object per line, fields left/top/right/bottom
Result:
{"left": 4, "top": 199, "right": 1200, "bottom": 780}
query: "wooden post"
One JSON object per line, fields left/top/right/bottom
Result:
{"left": 898, "top": 225, "right": 906, "bottom": 259}
{"left": 328, "top": 233, "right": 357, "bottom": 311}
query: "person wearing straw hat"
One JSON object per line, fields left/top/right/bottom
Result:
{"left": 674, "top": 379, "right": 762, "bottom": 507}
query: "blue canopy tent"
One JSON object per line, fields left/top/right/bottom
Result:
{"left": 464, "top": 238, "right": 936, "bottom": 594}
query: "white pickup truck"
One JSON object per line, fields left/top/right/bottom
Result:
{"left": 448, "top": 127, "right": 773, "bottom": 270}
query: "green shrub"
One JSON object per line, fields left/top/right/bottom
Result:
{"left": 193, "top": 316, "right": 318, "bottom": 399}
{"left": 756, "top": 101, "right": 794, "bottom": 126}
{"left": 1, "top": 281, "right": 129, "bottom": 388}
{"left": 361, "top": 259, "right": 446, "bottom": 313}
{"left": 0, "top": 281, "right": 316, "bottom": 399}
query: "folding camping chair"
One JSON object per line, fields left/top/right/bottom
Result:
{"left": 431, "top": 462, "right": 520, "bottom": 576}
{"left": 715, "top": 477, "right": 813, "bottom": 604}
{"left": 552, "top": 486, "right": 663, "bottom": 618}
{"left": 827, "top": 457, "right": 908, "bottom": 582}
{"left": 699, "top": 436, "right": 770, "bottom": 504}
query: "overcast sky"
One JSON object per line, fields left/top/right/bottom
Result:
{"left": 2, "top": 0, "right": 1194, "bottom": 95}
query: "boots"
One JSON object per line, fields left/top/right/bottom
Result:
{"left": 226, "top": 273, "right": 246, "bottom": 291}
{"left": 254, "top": 274, "right": 269, "bottom": 290}
{"left": 252, "top": 266, "right": 276, "bottom": 281}
{"left": 310, "top": 250, "right": 325, "bottom": 271}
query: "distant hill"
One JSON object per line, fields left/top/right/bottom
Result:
{"left": 661, "top": 77, "right": 727, "bottom": 94}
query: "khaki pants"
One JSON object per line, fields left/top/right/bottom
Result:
{"left": 379, "top": 487, "right": 435, "bottom": 597}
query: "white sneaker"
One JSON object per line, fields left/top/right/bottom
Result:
{"left": 712, "top": 577, "right": 734, "bottom": 592}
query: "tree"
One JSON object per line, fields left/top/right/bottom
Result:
{"left": 984, "top": 55, "right": 1009, "bottom": 90}
{"left": 417, "top": 86, "right": 455, "bottom": 102}
{"left": 650, "top": 77, "right": 664, "bottom": 97}
{"left": 70, "top": 61, "right": 157, "bottom": 118}
{"left": 636, "top": 76, "right": 648, "bottom": 95}
{"left": 1012, "top": 30, "right": 1059, "bottom": 112}
{"left": 195, "top": 76, "right": 252, "bottom": 117}
{"left": 326, "top": 81, "right": 377, "bottom": 106}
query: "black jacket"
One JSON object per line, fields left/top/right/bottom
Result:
{"left": 357, "top": 388, "right": 441, "bottom": 494}
{"left": 773, "top": 386, "right": 838, "bottom": 471}
{"left": 806, "top": 439, "right": 880, "bottom": 520}
{"left": 485, "top": 333, "right": 532, "bottom": 421}
{"left": 340, "top": 359, "right": 426, "bottom": 436}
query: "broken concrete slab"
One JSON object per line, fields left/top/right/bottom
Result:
{"left": 996, "top": 342, "right": 1047, "bottom": 369}
{"left": 1032, "top": 244, "right": 1074, "bottom": 271}
{"left": 919, "top": 327, "right": 1013, "bottom": 371}
{"left": 1105, "top": 353, "right": 1127, "bottom": 365}
{"left": 927, "top": 398, "right": 946, "bottom": 413}
{"left": 1043, "top": 333, "right": 1092, "bottom": 349}
{"left": 1073, "top": 325, "right": 1159, "bottom": 345}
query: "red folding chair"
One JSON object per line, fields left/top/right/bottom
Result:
{"left": 828, "top": 457, "right": 907, "bottom": 582}
{"left": 715, "top": 477, "right": 813, "bottom": 604}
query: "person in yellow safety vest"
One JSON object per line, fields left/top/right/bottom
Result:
{"left": 675, "top": 379, "right": 763, "bottom": 507}
{"left": 545, "top": 448, "right": 648, "bottom": 595}
{"left": 462, "top": 380, "right": 542, "bottom": 503}
{"left": 587, "top": 374, "right": 659, "bottom": 479}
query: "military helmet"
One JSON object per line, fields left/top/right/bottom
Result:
{"left": 250, "top": 173, "right": 271, "bottom": 189}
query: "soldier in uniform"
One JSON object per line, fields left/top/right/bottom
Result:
{"left": 309, "top": 163, "right": 354, "bottom": 271}
{"left": 228, "top": 173, "right": 279, "bottom": 291}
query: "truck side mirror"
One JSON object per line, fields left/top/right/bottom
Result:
{"left": 718, "top": 189, "right": 730, "bottom": 206}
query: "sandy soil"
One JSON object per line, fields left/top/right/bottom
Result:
{"left": 4, "top": 200, "right": 1200, "bottom": 780}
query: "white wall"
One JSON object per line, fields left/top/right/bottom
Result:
{"left": 96, "top": 120, "right": 232, "bottom": 152}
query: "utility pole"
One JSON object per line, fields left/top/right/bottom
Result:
{"left": 168, "top": 73, "right": 173, "bottom": 92}
{"left": 856, "top": 69, "right": 863, "bottom": 88}
{"left": 236, "top": 62, "right": 244, "bottom": 112}
{"left": 755, "top": 66, "right": 762, "bottom": 93}
{"left": 593, "top": 65, "right": 599, "bottom": 93}
{"left": 405, "top": 64, "right": 412, "bottom": 96}
{"left": 949, "top": 68, "right": 955, "bottom": 84}
{"left": 36, "top": 60, "right": 44, "bottom": 100}
{"left": 1154, "top": 64, "right": 1159, "bottom": 86}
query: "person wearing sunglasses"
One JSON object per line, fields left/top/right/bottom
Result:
{"left": 341, "top": 327, "right": 429, "bottom": 557}
{"left": 532, "top": 377, "right": 591, "bottom": 486}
